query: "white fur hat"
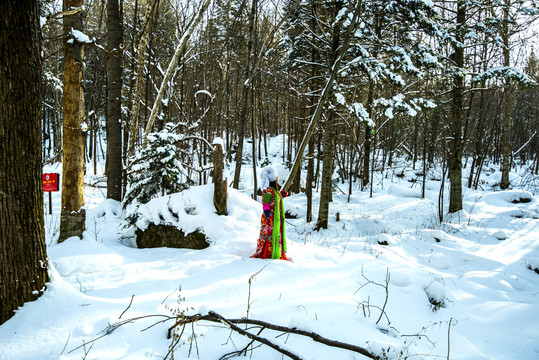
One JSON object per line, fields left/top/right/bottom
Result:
{"left": 260, "top": 165, "right": 278, "bottom": 190}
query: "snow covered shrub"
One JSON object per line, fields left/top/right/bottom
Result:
{"left": 123, "top": 123, "right": 193, "bottom": 225}
{"left": 424, "top": 281, "right": 448, "bottom": 311}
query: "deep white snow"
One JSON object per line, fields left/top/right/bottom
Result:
{"left": 1, "top": 136, "right": 538, "bottom": 360}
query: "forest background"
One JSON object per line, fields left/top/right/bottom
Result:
{"left": 2, "top": 0, "right": 539, "bottom": 329}
{"left": 39, "top": 0, "right": 539, "bottom": 229}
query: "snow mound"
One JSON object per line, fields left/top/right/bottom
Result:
{"left": 389, "top": 272, "right": 412, "bottom": 287}
{"left": 485, "top": 189, "right": 534, "bottom": 205}
{"left": 528, "top": 257, "right": 539, "bottom": 273}
{"left": 132, "top": 184, "right": 260, "bottom": 243}
{"left": 377, "top": 233, "right": 394, "bottom": 246}
{"left": 92, "top": 199, "right": 122, "bottom": 219}
{"left": 388, "top": 185, "right": 421, "bottom": 198}
{"left": 492, "top": 229, "right": 508, "bottom": 240}
{"left": 419, "top": 229, "right": 445, "bottom": 242}
{"left": 48, "top": 237, "right": 124, "bottom": 276}
{"left": 423, "top": 280, "right": 447, "bottom": 309}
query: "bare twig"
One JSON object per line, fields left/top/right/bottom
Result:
{"left": 119, "top": 295, "right": 135, "bottom": 319}
{"left": 247, "top": 265, "right": 267, "bottom": 320}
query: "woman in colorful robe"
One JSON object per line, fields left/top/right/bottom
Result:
{"left": 251, "top": 165, "right": 288, "bottom": 260}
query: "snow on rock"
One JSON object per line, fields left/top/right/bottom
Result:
{"left": 419, "top": 229, "right": 445, "bottom": 243}
{"left": 133, "top": 184, "right": 260, "bottom": 245}
{"left": 492, "top": 229, "right": 508, "bottom": 240}
{"left": 484, "top": 189, "right": 534, "bottom": 205}
{"left": 377, "top": 233, "right": 393, "bottom": 246}
{"left": 527, "top": 257, "right": 539, "bottom": 272}
{"left": 423, "top": 280, "right": 447, "bottom": 309}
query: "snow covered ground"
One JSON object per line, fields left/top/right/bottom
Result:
{"left": 1, "top": 136, "right": 538, "bottom": 360}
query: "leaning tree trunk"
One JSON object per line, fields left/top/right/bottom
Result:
{"left": 127, "top": 1, "right": 153, "bottom": 159}
{"left": 448, "top": 1, "right": 466, "bottom": 213}
{"left": 0, "top": 0, "right": 50, "bottom": 324}
{"left": 59, "top": 0, "right": 86, "bottom": 241}
{"left": 282, "top": 1, "right": 362, "bottom": 192}
{"left": 105, "top": 0, "right": 123, "bottom": 200}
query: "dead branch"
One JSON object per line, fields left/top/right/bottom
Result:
{"left": 167, "top": 311, "right": 376, "bottom": 359}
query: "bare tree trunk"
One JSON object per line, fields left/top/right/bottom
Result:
{"left": 306, "top": 138, "right": 314, "bottom": 223}
{"left": 500, "top": 0, "right": 512, "bottom": 189}
{"left": 59, "top": 0, "right": 86, "bottom": 241}
{"left": 316, "top": 112, "right": 335, "bottom": 230}
{"left": 233, "top": 0, "right": 257, "bottom": 189}
{"left": 213, "top": 143, "right": 227, "bottom": 215}
{"left": 106, "top": 0, "right": 123, "bottom": 200}
{"left": 0, "top": 0, "right": 50, "bottom": 324}
{"left": 362, "top": 81, "right": 374, "bottom": 189}
{"left": 448, "top": 1, "right": 466, "bottom": 213}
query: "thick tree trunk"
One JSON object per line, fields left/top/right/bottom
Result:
{"left": 106, "top": 0, "right": 123, "bottom": 200}
{"left": 448, "top": 1, "right": 466, "bottom": 213}
{"left": 316, "top": 113, "right": 335, "bottom": 230}
{"left": 213, "top": 142, "right": 228, "bottom": 215}
{"left": 59, "top": 0, "right": 86, "bottom": 241}
{"left": 0, "top": 0, "right": 50, "bottom": 324}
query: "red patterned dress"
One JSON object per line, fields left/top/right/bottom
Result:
{"left": 251, "top": 187, "right": 288, "bottom": 260}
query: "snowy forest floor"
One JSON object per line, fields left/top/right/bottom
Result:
{"left": 1, "top": 137, "right": 538, "bottom": 360}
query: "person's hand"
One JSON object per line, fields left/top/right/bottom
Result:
{"left": 280, "top": 190, "right": 288, "bottom": 197}
{"left": 264, "top": 209, "right": 271, "bottom": 218}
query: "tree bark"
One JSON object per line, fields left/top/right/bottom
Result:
{"left": 213, "top": 142, "right": 227, "bottom": 215}
{"left": 500, "top": 0, "right": 512, "bottom": 190}
{"left": 59, "top": 0, "right": 86, "bottom": 241}
{"left": 316, "top": 112, "right": 335, "bottom": 230}
{"left": 0, "top": 0, "right": 50, "bottom": 324}
{"left": 233, "top": 0, "right": 257, "bottom": 189}
{"left": 106, "top": 0, "right": 123, "bottom": 200}
{"left": 448, "top": 1, "right": 466, "bottom": 213}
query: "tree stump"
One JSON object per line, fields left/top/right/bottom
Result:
{"left": 213, "top": 140, "right": 228, "bottom": 215}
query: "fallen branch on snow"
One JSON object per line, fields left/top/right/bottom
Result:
{"left": 167, "top": 310, "right": 376, "bottom": 360}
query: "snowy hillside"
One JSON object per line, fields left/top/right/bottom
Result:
{"left": 0, "top": 136, "right": 538, "bottom": 360}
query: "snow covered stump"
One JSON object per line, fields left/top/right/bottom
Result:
{"left": 212, "top": 138, "right": 227, "bottom": 216}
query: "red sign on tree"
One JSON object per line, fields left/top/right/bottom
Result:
{"left": 43, "top": 173, "right": 59, "bottom": 192}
